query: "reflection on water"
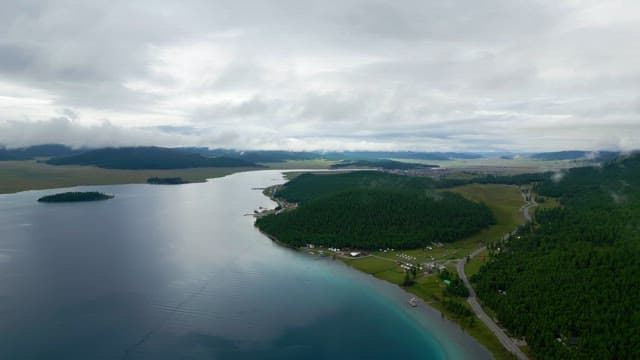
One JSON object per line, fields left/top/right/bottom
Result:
{"left": 0, "top": 170, "right": 490, "bottom": 359}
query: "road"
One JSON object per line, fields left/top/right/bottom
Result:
{"left": 455, "top": 193, "right": 537, "bottom": 360}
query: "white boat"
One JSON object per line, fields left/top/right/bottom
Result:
{"left": 408, "top": 297, "right": 418, "bottom": 307}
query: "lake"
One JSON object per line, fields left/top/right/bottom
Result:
{"left": 0, "top": 170, "right": 491, "bottom": 359}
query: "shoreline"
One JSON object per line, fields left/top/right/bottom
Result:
{"left": 255, "top": 173, "right": 534, "bottom": 360}
{"left": 0, "top": 161, "right": 261, "bottom": 195}
{"left": 255, "top": 225, "right": 493, "bottom": 360}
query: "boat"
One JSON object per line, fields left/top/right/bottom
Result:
{"left": 408, "top": 297, "right": 418, "bottom": 307}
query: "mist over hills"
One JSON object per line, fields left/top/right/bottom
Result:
{"left": 530, "top": 150, "right": 621, "bottom": 161}
{"left": 0, "top": 144, "right": 81, "bottom": 160}
{"left": 0, "top": 144, "right": 628, "bottom": 169}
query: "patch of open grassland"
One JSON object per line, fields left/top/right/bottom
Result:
{"left": 0, "top": 160, "right": 252, "bottom": 194}
{"left": 338, "top": 183, "right": 527, "bottom": 360}
{"left": 261, "top": 159, "right": 336, "bottom": 169}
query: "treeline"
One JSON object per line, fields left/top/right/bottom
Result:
{"left": 147, "top": 177, "right": 189, "bottom": 185}
{"left": 277, "top": 171, "right": 550, "bottom": 203}
{"left": 530, "top": 150, "right": 620, "bottom": 161}
{"left": 435, "top": 172, "right": 552, "bottom": 189}
{"left": 275, "top": 171, "right": 439, "bottom": 204}
{"left": 471, "top": 153, "right": 640, "bottom": 359}
{"left": 256, "top": 172, "right": 495, "bottom": 250}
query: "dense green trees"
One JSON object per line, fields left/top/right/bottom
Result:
{"left": 256, "top": 172, "right": 495, "bottom": 250}
{"left": 46, "top": 147, "right": 260, "bottom": 169}
{"left": 146, "top": 177, "right": 189, "bottom": 185}
{"left": 472, "top": 153, "right": 640, "bottom": 359}
{"left": 37, "top": 192, "right": 114, "bottom": 202}
{"left": 0, "top": 144, "right": 78, "bottom": 160}
{"left": 274, "top": 171, "right": 439, "bottom": 204}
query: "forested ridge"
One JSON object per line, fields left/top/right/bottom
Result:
{"left": 274, "top": 171, "right": 439, "bottom": 203}
{"left": 256, "top": 172, "right": 495, "bottom": 249}
{"left": 46, "top": 147, "right": 260, "bottom": 169}
{"left": 472, "top": 153, "right": 640, "bottom": 359}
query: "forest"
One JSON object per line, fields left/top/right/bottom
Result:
{"left": 0, "top": 144, "right": 79, "bottom": 160}
{"left": 472, "top": 153, "right": 640, "bottom": 358}
{"left": 46, "top": 147, "right": 260, "bottom": 169}
{"left": 256, "top": 172, "right": 495, "bottom": 249}
{"left": 274, "top": 171, "right": 440, "bottom": 203}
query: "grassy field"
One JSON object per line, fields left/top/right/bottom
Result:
{"left": 338, "top": 183, "right": 527, "bottom": 360}
{"left": 0, "top": 160, "right": 255, "bottom": 194}
{"left": 404, "top": 156, "right": 590, "bottom": 170}
{"left": 447, "top": 184, "right": 526, "bottom": 244}
{"left": 534, "top": 196, "right": 561, "bottom": 211}
{"left": 0, "top": 158, "right": 339, "bottom": 194}
{"left": 465, "top": 248, "right": 489, "bottom": 278}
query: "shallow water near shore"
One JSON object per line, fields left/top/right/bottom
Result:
{"left": 0, "top": 170, "right": 491, "bottom": 359}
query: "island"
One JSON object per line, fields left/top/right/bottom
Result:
{"left": 146, "top": 177, "right": 190, "bottom": 185}
{"left": 37, "top": 191, "right": 114, "bottom": 203}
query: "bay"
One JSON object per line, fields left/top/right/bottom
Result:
{"left": 0, "top": 170, "right": 491, "bottom": 359}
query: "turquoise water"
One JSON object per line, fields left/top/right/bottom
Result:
{"left": 0, "top": 170, "right": 491, "bottom": 359}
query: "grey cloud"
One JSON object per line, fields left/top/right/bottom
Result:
{"left": 0, "top": 0, "right": 638, "bottom": 152}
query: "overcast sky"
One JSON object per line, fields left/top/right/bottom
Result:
{"left": 0, "top": 0, "right": 639, "bottom": 151}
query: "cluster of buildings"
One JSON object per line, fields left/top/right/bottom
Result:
{"left": 396, "top": 253, "right": 417, "bottom": 261}
{"left": 424, "top": 262, "right": 447, "bottom": 274}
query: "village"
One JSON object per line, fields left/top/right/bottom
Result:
{"left": 299, "top": 241, "right": 462, "bottom": 285}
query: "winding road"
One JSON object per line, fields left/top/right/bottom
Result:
{"left": 456, "top": 194, "right": 537, "bottom": 360}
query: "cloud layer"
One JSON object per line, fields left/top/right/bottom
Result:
{"left": 1, "top": 0, "right": 639, "bottom": 151}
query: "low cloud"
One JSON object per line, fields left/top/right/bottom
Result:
{"left": 0, "top": 118, "right": 188, "bottom": 149}
{"left": 551, "top": 171, "right": 565, "bottom": 183}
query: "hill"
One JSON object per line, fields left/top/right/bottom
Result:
{"left": 46, "top": 147, "right": 261, "bottom": 169}
{"left": 274, "top": 171, "right": 439, "bottom": 204}
{"left": 0, "top": 144, "right": 79, "bottom": 160}
{"left": 471, "top": 153, "right": 640, "bottom": 358}
{"left": 179, "top": 148, "right": 484, "bottom": 163}
{"left": 322, "top": 151, "right": 484, "bottom": 161}
{"left": 530, "top": 150, "right": 619, "bottom": 161}
{"left": 178, "top": 148, "right": 320, "bottom": 163}
{"left": 256, "top": 172, "right": 495, "bottom": 250}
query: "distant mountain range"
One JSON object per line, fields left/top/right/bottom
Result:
{"left": 530, "top": 150, "right": 620, "bottom": 161}
{"left": 0, "top": 144, "right": 627, "bottom": 168}
{"left": 177, "top": 148, "right": 320, "bottom": 163}
{"left": 0, "top": 144, "right": 81, "bottom": 160}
